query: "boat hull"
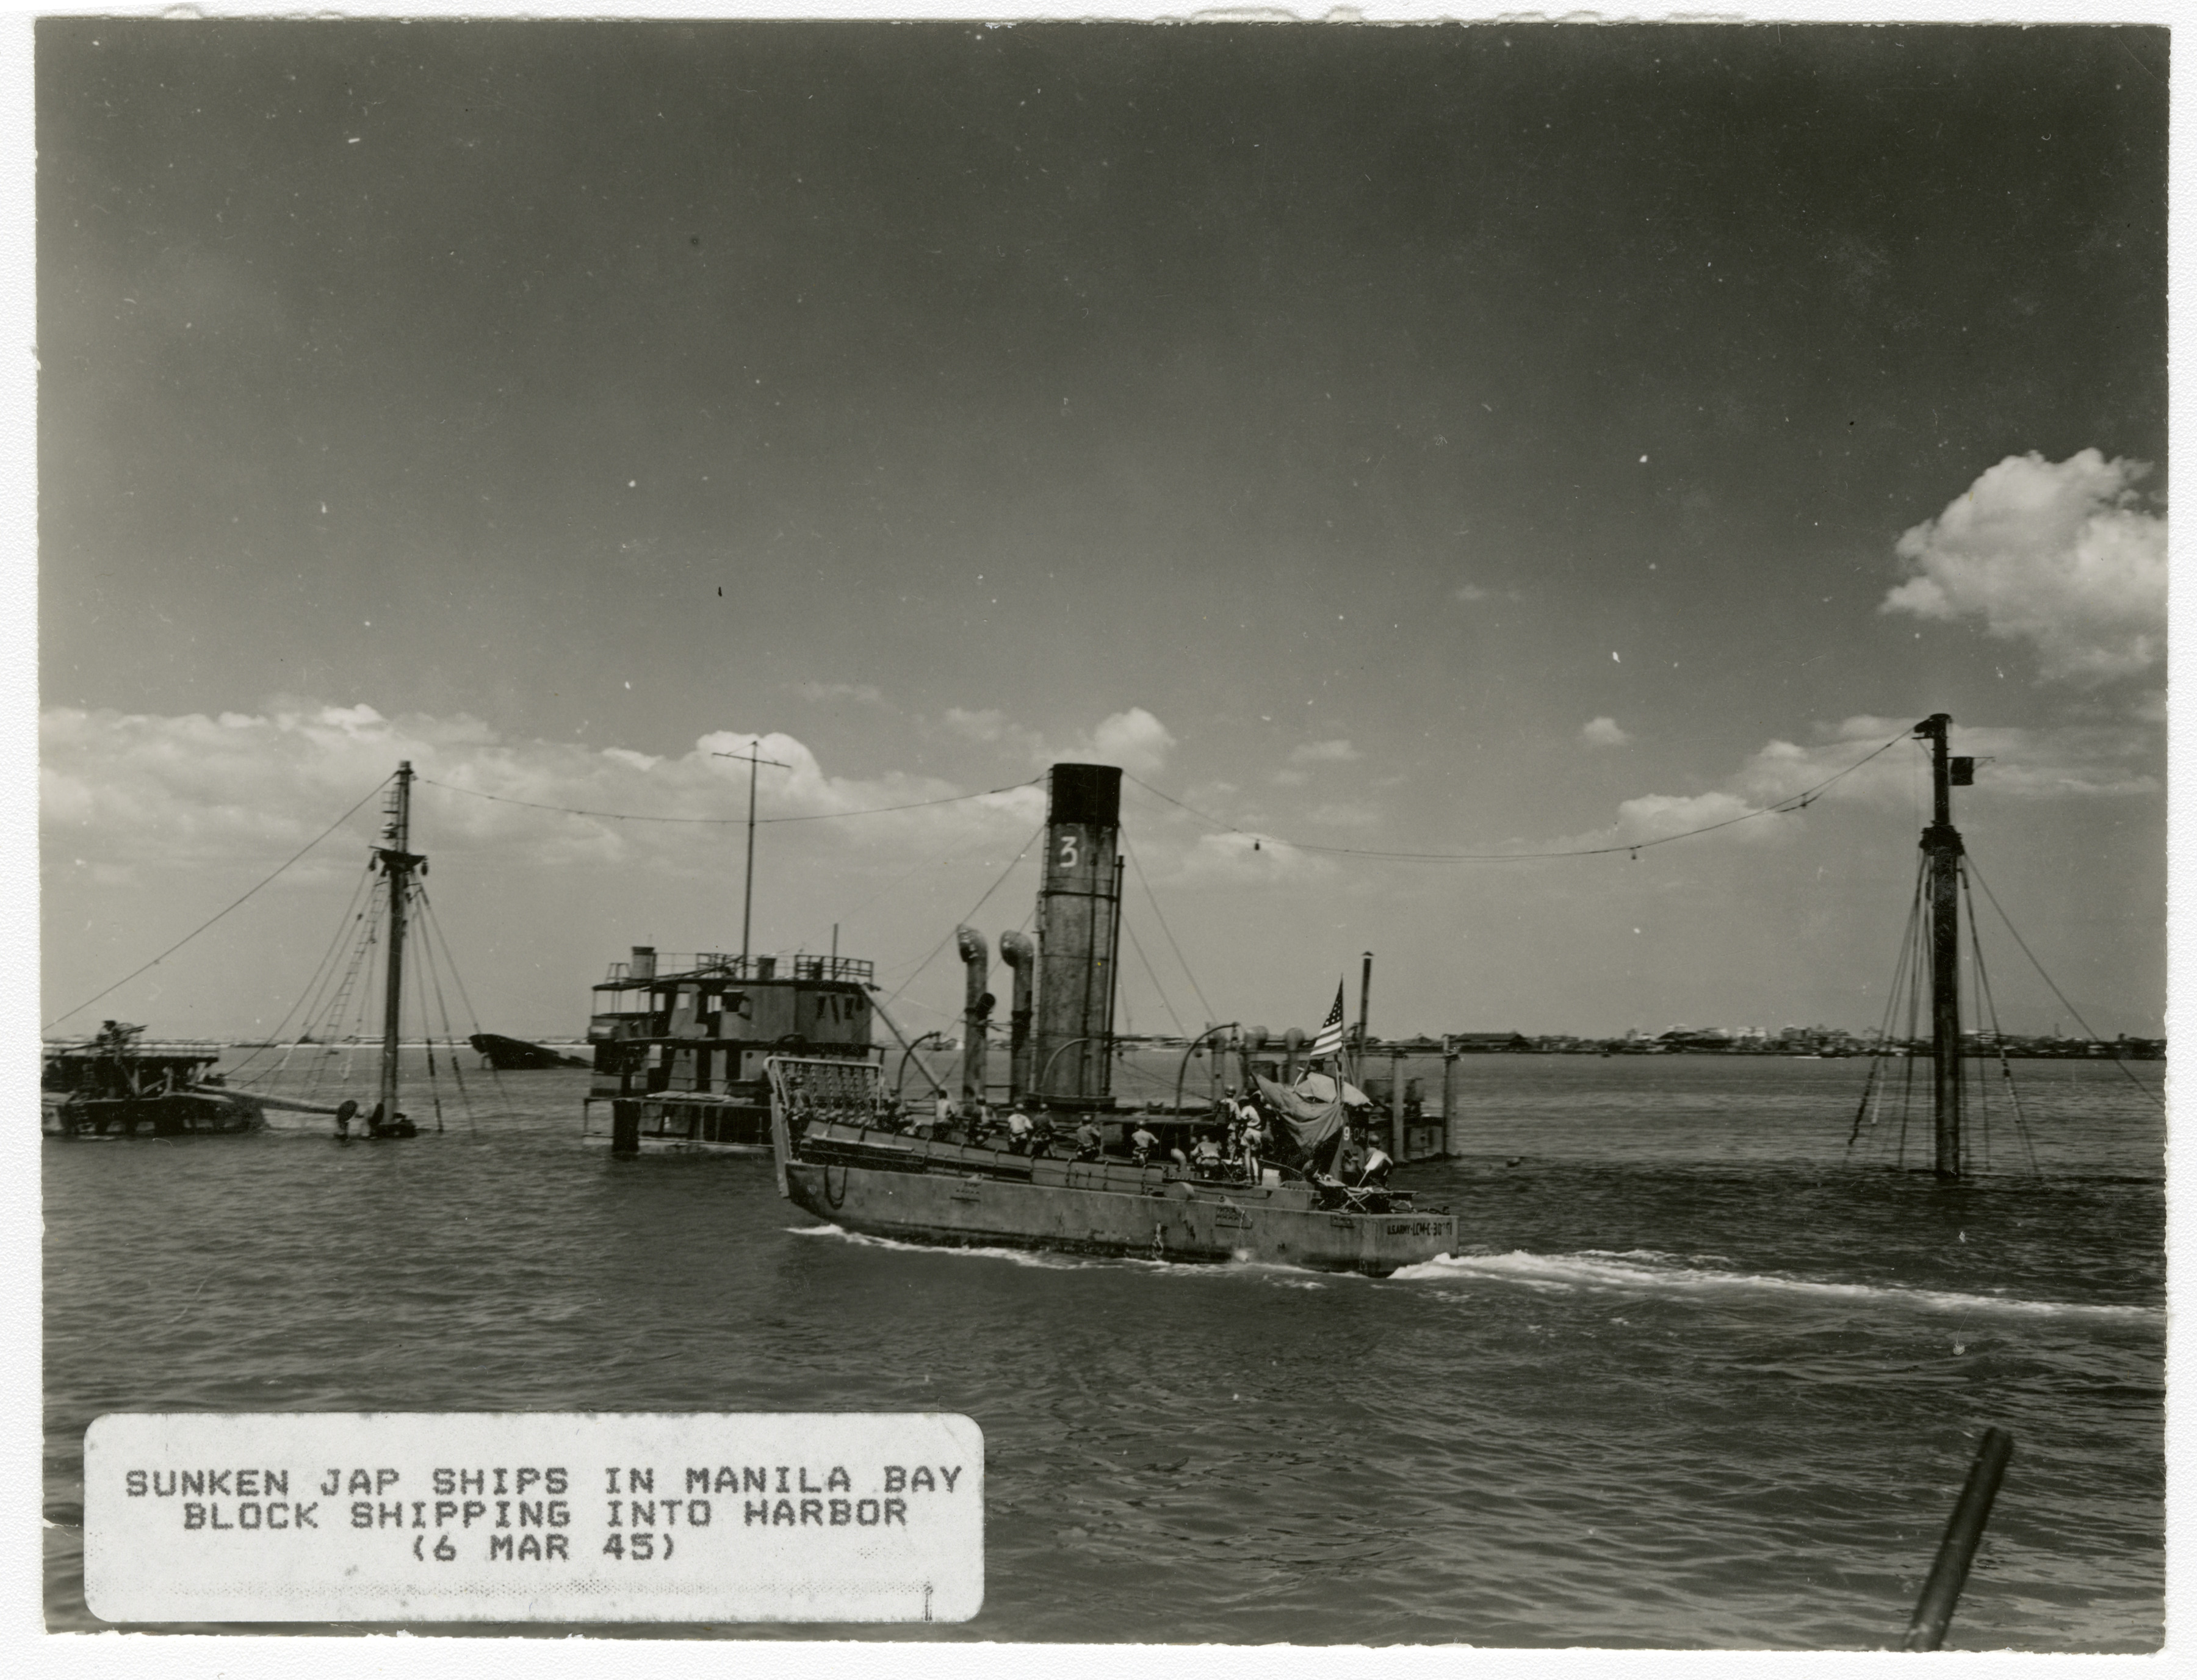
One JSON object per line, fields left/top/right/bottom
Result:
{"left": 42, "top": 1093, "right": 265, "bottom": 1138}
{"left": 785, "top": 1160, "right": 1454, "bottom": 1278}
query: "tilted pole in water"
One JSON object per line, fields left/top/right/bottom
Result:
{"left": 375, "top": 762, "right": 422, "bottom": 1125}
{"left": 1902, "top": 1427, "right": 2015, "bottom": 1650}
{"left": 1915, "top": 715, "right": 1972, "bottom": 1179}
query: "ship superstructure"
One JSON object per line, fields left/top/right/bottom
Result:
{"left": 585, "top": 947, "right": 878, "bottom": 1152}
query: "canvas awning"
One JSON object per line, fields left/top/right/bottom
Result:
{"left": 1250, "top": 1072, "right": 1349, "bottom": 1166}
{"left": 1290, "top": 1069, "right": 1371, "bottom": 1107}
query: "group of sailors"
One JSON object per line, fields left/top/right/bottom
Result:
{"left": 932, "top": 1091, "right": 1394, "bottom": 1188}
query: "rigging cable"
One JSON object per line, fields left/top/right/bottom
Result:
{"left": 300, "top": 876, "right": 383, "bottom": 1103}
{"left": 1963, "top": 854, "right": 2165, "bottom": 1109}
{"left": 416, "top": 884, "right": 511, "bottom": 1122}
{"left": 405, "top": 890, "right": 446, "bottom": 1133}
{"left": 1896, "top": 880, "right": 1926, "bottom": 1169}
{"left": 417, "top": 774, "right": 1041, "bottom": 827}
{"left": 1118, "top": 907, "right": 1184, "bottom": 1039}
{"left": 1963, "top": 864, "right": 1991, "bottom": 1175}
{"left": 1119, "top": 730, "right": 1909, "bottom": 863}
{"left": 796, "top": 806, "right": 1037, "bottom": 960}
{"left": 1847, "top": 856, "right": 1925, "bottom": 1158}
{"left": 881, "top": 819, "right": 1048, "bottom": 1011}
{"left": 1119, "top": 827, "right": 1216, "bottom": 1026}
{"left": 866, "top": 994, "right": 950, "bottom": 1100}
{"left": 44, "top": 774, "right": 394, "bottom": 1031}
{"left": 1963, "top": 861, "right": 2042, "bottom": 1178}
{"left": 226, "top": 857, "right": 378, "bottom": 1084}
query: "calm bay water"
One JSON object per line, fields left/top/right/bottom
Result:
{"left": 43, "top": 1053, "right": 2163, "bottom": 1648}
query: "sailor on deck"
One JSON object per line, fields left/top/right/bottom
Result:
{"left": 1189, "top": 1130, "right": 1225, "bottom": 1179}
{"left": 1234, "top": 1101, "right": 1268, "bottom": 1178}
{"left": 1358, "top": 1138, "right": 1394, "bottom": 1188}
{"left": 1004, "top": 1106, "right": 1035, "bottom": 1155}
{"left": 1072, "top": 1119, "right": 1103, "bottom": 1162}
{"left": 1335, "top": 1128, "right": 1366, "bottom": 1186}
{"left": 1129, "top": 1121, "right": 1160, "bottom": 1166}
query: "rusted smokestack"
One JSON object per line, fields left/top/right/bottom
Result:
{"left": 956, "top": 926, "right": 992, "bottom": 1112}
{"left": 1000, "top": 930, "right": 1036, "bottom": 1103}
{"left": 1031, "top": 763, "right": 1122, "bottom": 1109}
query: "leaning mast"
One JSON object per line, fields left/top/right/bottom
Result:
{"left": 1914, "top": 715, "right": 1974, "bottom": 1180}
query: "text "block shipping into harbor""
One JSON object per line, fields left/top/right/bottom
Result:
{"left": 85, "top": 1411, "right": 983, "bottom": 1623}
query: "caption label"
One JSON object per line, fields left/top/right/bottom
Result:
{"left": 85, "top": 1411, "right": 982, "bottom": 1623}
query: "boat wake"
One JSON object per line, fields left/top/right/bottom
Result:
{"left": 784, "top": 1224, "right": 1332, "bottom": 1286}
{"left": 1388, "top": 1247, "right": 2162, "bottom": 1320}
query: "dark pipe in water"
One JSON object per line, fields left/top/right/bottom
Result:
{"left": 1901, "top": 1427, "right": 2015, "bottom": 1651}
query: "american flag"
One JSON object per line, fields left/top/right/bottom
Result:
{"left": 1309, "top": 981, "right": 1346, "bottom": 1061}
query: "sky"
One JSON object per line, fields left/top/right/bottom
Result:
{"left": 34, "top": 17, "right": 2169, "bottom": 1045}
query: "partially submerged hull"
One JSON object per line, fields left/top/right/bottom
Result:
{"left": 43, "top": 1092, "right": 265, "bottom": 1138}
{"left": 470, "top": 1032, "right": 588, "bottom": 1070}
{"left": 586, "top": 1094, "right": 773, "bottom": 1153}
{"left": 782, "top": 1120, "right": 1454, "bottom": 1278}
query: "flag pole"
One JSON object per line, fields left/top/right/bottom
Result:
{"left": 1355, "top": 951, "right": 1373, "bottom": 1093}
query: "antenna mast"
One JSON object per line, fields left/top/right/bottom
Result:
{"left": 713, "top": 741, "right": 790, "bottom": 972}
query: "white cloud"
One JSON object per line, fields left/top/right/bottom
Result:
{"left": 1088, "top": 707, "right": 1177, "bottom": 777}
{"left": 38, "top": 704, "right": 1064, "bottom": 1038}
{"left": 792, "top": 680, "right": 886, "bottom": 707}
{"left": 942, "top": 707, "right": 1020, "bottom": 746}
{"left": 40, "top": 705, "right": 1048, "bottom": 885}
{"left": 1579, "top": 717, "right": 1631, "bottom": 749}
{"left": 940, "top": 705, "right": 1175, "bottom": 778}
{"left": 1882, "top": 450, "right": 2166, "bottom": 684}
{"left": 1728, "top": 715, "right": 2157, "bottom": 806}
{"left": 1452, "top": 583, "right": 1491, "bottom": 603}
{"left": 1551, "top": 712, "right": 2156, "bottom": 853}
{"left": 1307, "top": 801, "right": 1379, "bottom": 829}
{"left": 1288, "top": 738, "right": 1360, "bottom": 765}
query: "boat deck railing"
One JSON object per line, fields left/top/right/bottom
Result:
{"left": 598, "top": 953, "right": 876, "bottom": 986}
{"left": 792, "top": 1117, "right": 1430, "bottom": 1214}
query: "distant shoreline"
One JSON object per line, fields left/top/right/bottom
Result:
{"left": 40, "top": 1034, "right": 2165, "bottom": 1063}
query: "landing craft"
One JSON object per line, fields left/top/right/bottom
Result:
{"left": 765, "top": 763, "right": 1457, "bottom": 1277}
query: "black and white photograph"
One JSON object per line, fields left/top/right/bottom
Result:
{"left": 28, "top": 7, "right": 2170, "bottom": 1655}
